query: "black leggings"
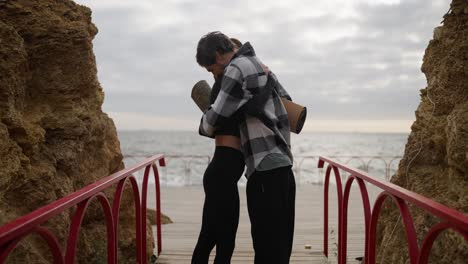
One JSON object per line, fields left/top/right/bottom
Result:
{"left": 192, "top": 146, "right": 245, "bottom": 264}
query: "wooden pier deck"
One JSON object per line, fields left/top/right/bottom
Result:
{"left": 150, "top": 184, "right": 380, "bottom": 263}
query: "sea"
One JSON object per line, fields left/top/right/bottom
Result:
{"left": 118, "top": 131, "right": 408, "bottom": 186}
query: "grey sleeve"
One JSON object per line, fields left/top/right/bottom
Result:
{"left": 270, "top": 72, "right": 292, "bottom": 101}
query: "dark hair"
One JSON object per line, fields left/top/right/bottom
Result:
{"left": 230, "top": 38, "right": 242, "bottom": 48}
{"left": 196, "top": 31, "right": 234, "bottom": 67}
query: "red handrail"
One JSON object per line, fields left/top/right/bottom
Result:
{"left": 318, "top": 156, "right": 468, "bottom": 264}
{"left": 0, "top": 154, "right": 166, "bottom": 264}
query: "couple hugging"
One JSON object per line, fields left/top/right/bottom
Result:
{"left": 191, "top": 31, "right": 302, "bottom": 264}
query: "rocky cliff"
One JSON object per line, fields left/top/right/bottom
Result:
{"left": 377, "top": 0, "right": 468, "bottom": 263}
{"left": 0, "top": 0, "right": 153, "bottom": 263}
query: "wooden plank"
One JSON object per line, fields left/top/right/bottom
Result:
{"left": 149, "top": 184, "right": 380, "bottom": 263}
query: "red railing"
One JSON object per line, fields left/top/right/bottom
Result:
{"left": 0, "top": 154, "right": 165, "bottom": 264}
{"left": 318, "top": 156, "right": 468, "bottom": 264}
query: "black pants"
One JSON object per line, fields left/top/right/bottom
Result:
{"left": 247, "top": 166, "right": 296, "bottom": 264}
{"left": 192, "top": 146, "right": 245, "bottom": 264}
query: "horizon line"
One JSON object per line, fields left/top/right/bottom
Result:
{"left": 116, "top": 129, "right": 410, "bottom": 135}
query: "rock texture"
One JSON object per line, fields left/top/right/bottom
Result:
{"left": 148, "top": 208, "right": 173, "bottom": 225}
{"left": 377, "top": 0, "right": 468, "bottom": 263}
{"left": 0, "top": 1, "right": 154, "bottom": 263}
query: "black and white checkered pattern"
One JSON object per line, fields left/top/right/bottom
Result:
{"left": 199, "top": 42, "right": 293, "bottom": 177}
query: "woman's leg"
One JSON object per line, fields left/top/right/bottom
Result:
{"left": 192, "top": 147, "right": 244, "bottom": 264}
{"left": 212, "top": 147, "right": 244, "bottom": 264}
{"left": 211, "top": 185, "right": 239, "bottom": 263}
{"left": 192, "top": 160, "right": 218, "bottom": 263}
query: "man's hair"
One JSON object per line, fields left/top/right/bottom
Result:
{"left": 196, "top": 31, "right": 235, "bottom": 67}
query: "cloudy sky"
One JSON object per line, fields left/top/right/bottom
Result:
{"left": 74, "top": 0, "right": 449, "bottom": 133}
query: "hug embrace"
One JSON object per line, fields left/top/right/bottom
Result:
{"left": 191, "top": 31, "right": 305, "bottom": 264}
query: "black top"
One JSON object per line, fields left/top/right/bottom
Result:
{"left": 210, "top": 75, "right": 241, "bottom": 137}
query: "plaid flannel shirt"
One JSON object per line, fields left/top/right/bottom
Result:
{"left": 199, "top": 42, "right": 293, "bottom": 177}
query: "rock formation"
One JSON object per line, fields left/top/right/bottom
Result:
{"left": 148, "top": 208, "right": 173, "bottom": 225}
{"left": 0, "top": 0, "right": 155, "bottom": 263}
{"left": 377, "top": 0, "right": 468, "bottom": 263}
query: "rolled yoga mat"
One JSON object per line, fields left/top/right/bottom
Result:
{"left": 191, "top": 80, "right": 212, "bottom": 112}
{"left": 191, "top": 80, "right": 307, "bottom": 134}
{"left": 281, "top": 98, "right": 307, "bottom": 134}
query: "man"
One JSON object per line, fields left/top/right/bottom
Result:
{"left": 196, "top": 31, "right": 296, "bottom": 264}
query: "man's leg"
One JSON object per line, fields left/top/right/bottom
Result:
{"left": 247, "top": 166, "right": 296, "bottom": 264}
{"left": 285, "top": 168, "right": 296, "bottom": 259}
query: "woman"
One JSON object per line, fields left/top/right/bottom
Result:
{"left": 191, "top": 38, "right": 244, "bottom": 264}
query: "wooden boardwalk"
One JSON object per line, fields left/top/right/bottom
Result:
{"left": 150, "top": 184, "right": 380, "bottom": 263}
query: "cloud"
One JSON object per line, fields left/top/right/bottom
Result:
{"left": 75, "top": 0, "right": 450, "bottom": 131}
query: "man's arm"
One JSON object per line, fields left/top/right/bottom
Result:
{"left": 270, "top": 72, "right": 292, "bottom": 101}
{"left": 199, "top": 64, "right": 252, "bottom": 137}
